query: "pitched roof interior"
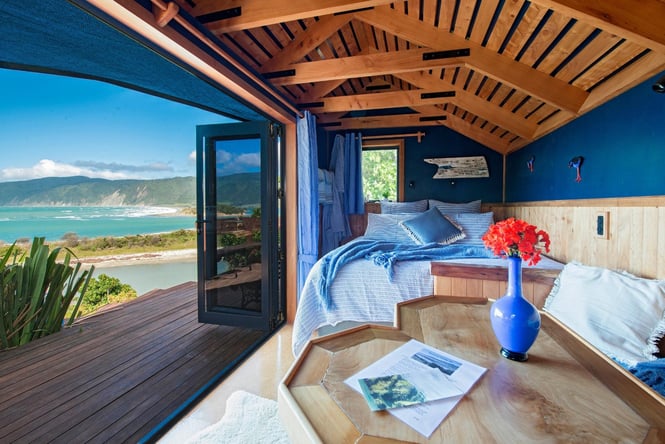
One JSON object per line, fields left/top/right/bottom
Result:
{"left": 130, "top": 1, "right": 665, "bottom": 154}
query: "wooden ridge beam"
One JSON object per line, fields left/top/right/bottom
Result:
{"left": 355, "top": 6, "right": 589, "bottom": 113}
{"left": 530, "top": 0, "right": 665, "bottom": 55}
{"left": 191, "top": 0, "right": 394, "bottom": 33}
{"left": 395, "top": 71, "right": 537, "bottom": 140}
{"left": 264, "top": 48, "right": 466, "bottom": 85}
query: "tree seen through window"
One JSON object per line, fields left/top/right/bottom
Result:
{"left": 362, "top": 148, "right": 397, "bottom": 201}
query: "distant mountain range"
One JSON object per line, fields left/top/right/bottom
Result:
{"left": 0, "top": 174, "right": 261, "bottom": 207}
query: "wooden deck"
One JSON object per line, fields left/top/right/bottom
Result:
{"left": 0, "top": 282, "right": 267, "bottom": 443}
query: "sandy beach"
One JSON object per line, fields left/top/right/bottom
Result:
{"left": 74, "top": 248, "right": 197, "bottom": 268}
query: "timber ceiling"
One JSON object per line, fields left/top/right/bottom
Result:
{"left": 160, "top": 0, "right": 665, "bottom": 154}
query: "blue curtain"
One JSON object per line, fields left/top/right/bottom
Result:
{"left": 344, "top": 133, "right": 364, "bottom": 214}
{"left": 296, "top": 111, "right": 319, "bottom": 299}
{"left": 320, "top": 133, "right": 364, "bottom": 254}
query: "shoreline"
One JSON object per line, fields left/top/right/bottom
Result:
{"left": 74, "top": 248, "right": 197, "bottom": 269}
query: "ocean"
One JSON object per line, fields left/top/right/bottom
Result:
{"left": 0, "top": 206, "right": 198, "bottom": 295}
{"left": 0, "top": 206, "right": 196, "bottom": 243}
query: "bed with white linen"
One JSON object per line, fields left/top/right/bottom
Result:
{"left": 292, "top": 198, "right": 561, "bottom": 356}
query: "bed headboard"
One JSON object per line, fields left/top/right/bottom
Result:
{"left": 348, "top": 202, "right": 381, "bottom": 239}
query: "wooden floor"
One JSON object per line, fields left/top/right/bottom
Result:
{"left": 0, "top": 282, "right": 268, "bottom": 444}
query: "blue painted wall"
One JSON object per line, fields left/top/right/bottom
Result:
{"left": 323, "top": 125, "right": 503, "bottom": 203}
{"left": 506, "top": 73, "right": 665, "bottom": 202}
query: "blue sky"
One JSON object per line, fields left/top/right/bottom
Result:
{"left": 0, "top": 68, "right": 236, "bottom": 182}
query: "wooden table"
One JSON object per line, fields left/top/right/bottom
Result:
{"left": 278, "top": 296, "right": 665, "bottom": 443}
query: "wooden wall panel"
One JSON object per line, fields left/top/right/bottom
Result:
{"left": 484, "top": 196, "right": 665, "bottom": 279}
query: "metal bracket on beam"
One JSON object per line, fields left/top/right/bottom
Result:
{"left": 366, "top": 84, "right": 391, "bottom": 91}
{"left": 197, "top": 7, "right": 242, "bottom": 24}
{"left": 421, "top": 91, "right": 456, "bottom": 99}
{"left": 423, "top": 49, "right": 470, "bottom": 60}
{"left": 298, "top": 102, "right": 325, "bottom": 109}
{"left": 263, "top": 69, "right": 296, "bottom": 79}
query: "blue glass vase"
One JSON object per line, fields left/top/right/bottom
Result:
{"left": 490, "top": 256, "right": 541, "bottom": 362}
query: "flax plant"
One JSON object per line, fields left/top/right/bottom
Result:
{"left": 0, "top": 237, "right": 94, "bottom": 350}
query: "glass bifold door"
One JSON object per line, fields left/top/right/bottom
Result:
{"left": 196, "top": 121, "right": 284, "bottom": 332}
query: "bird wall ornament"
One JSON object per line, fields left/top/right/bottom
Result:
{"left": 527, "top": 156, "right": 535, "bottom": 173}
{"left": 568, "top": 156, "right": 583, "bottom": 182}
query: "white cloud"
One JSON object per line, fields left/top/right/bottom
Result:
{"left": 188, "top": 151, "right": 196, "bottom": 162}
{"left": 0, "top": 159, "right": 135, "bottom": 181}
{"left": 235, "top": 153, "right": 261, "bottom": 168}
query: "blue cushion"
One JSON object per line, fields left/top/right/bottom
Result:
{"left": 451, "top": 212, "right": 494, "bottom": 245}
{"left": 428, "top": 199, "right": 481, "bottom": 215}
{"left": 380, "top": 200, "right": 428, "bottom": 214}
{"left": 399, "top": 208, "right": 465, "bottom": 245}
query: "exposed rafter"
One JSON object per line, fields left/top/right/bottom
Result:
{"left": 189, "top": 0, "right": 394, "bottom": 33}
{"left": 134, "top": 0, "right": 664, "bottom": 153}
{"left": 531, "top": 0, "right": 665, "bottom": 54}
{"left": 354, "top": 6, "right": 589, "bottom": 113}
{"left": 264, "top": 49, "right": 468, "bottom": 85}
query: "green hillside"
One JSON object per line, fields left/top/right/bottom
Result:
{"left": 0, "top": 174, "right": 260, "bottom": 207}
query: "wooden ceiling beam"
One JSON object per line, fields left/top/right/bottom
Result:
{"left": 442, "top": 114, "right": 510, "bottom": 154}
{"left": 395, "top": 71, "right": 538, "bottom": 140}
{"left": 530, "top": 0, "right": 665, "bottom": 55}
{"left": 323, "top": 113, "right": 448, "bottom": 130}
{"left": 296, "top": 80, "right": 346, "bottom": 103}
{"left": 261, "top": 14, "right": 352, "bottom": 72}
{"left": 191, "top": 0, "right": 394, "bottom": 33}
{"left": 355, "top": 6, "right": 589, "bottom": 113}
{"left": 264, "top": 48, "right": 466, "bottom": 85}
{"left": 308, "top": 89, "right": 456, "bottom": 112}
{"left": 315, "top": 112, "right": 347, "bottom": 124}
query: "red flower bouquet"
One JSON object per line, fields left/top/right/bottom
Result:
{"left": 482, "top": 217, "right": 551, "bottom": 266}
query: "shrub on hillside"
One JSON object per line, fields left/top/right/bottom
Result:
{"left": 77, "top": 274, "right": 137, "bottom": 316}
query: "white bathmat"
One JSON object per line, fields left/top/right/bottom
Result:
{"left": 185, "top": 391, "right": 290, "bottom": 444}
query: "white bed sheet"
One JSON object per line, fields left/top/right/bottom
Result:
{"left": 292, "top": 246, "right": 563, "bottom": 356}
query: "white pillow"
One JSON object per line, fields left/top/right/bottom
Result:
{"left": 363, "top": 213, "right": 416, "bottom": 244}
{"left": 428, "top": 199, "right": 481, "bottom": 215}
{"left": 543, "top": 262, "right": 665, "bottom": 366}
{"left": 450, "top": 212, "right": 494, "bottom": 245}
{"left": 380, "top": 200, "right": 428, "bottom": 214}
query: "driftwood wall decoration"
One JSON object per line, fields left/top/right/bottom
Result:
{"left": 424, "top": 156, "right": 489, "bottom": 179}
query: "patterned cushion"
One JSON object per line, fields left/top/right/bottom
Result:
{"left": 364, "top": 213, "right": 416, "bottom": 244}
{"left": 380, "top": 200, "right": 428, "bottom": 214}
{"left": 399, "top": 208, "right": 465, "bottom": 245}
{"left": 451, "top": 212, "right": 494, "bottom": 245}
{"left": 428, "top": 199, "right": 481, "bottom": 215}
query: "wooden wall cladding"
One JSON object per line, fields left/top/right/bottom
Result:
{"left": 484, "top": 196, "right": 665, "bottom": 280}
{"left": 431, "top": 262, "right": 560, "bottom": 308}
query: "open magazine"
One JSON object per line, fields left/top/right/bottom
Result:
{"left": 345, "top": 339, "right": 486, "bottom": 437}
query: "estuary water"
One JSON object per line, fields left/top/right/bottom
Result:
{"left": 0, "top": 206, "right": 198, "bottom": 295}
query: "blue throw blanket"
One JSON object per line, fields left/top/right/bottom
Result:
{"left": 313, "top": 239, "right": 495, "bottom": 309}
{"left": 629, "top": 358, "right": 665, "bottom": 397}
